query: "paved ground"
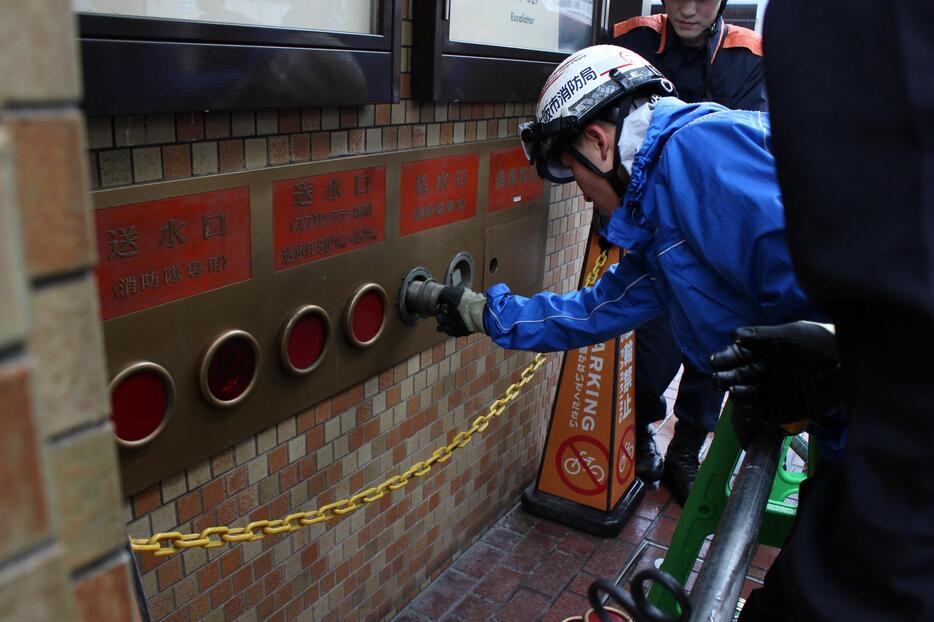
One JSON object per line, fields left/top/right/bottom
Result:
{"left": 391, "top": 374, "right": 791, "bottom": 622}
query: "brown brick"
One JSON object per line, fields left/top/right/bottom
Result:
{"left": 133, "top": 485, "right": 162, "bottom": 517}
{"left": 219, "top": 139, "right": 244, "bottom": 172}
{"left": 220, "top": 549, "right": 242, "bottom": 578}
{"left": 47, "top": 427, "right": 124, "bottom": 570}
{"left": 163, "top": 144, "right": 191, "bottom": 179}
{"left": 176, "top": 112, "right": 205, "bottom": 142}
{"left": 197, "top": 560, "right": 221, "bottom": 591}
{"left": 301, "top": 108, "right": 321, "bottom": 131}
{"left": 226, "top": 466, "right": 248, "bottom": 495}
{"left": 177, "top": 490, "right": 203, "bottom": 523}
{"left": 268, "top": 135, "right": 289, "bottom": 165}
{"left": 340, "top": 106, "right": 358, "bottom": 128}
{"left": 290, "top": 133, "right": 310, "bottom": 162}
{"left": 6, "top": 112, "right": 94, "bottom": 277}
{"left": 30, "top": 275, "right": 109, "bottom": 438}
{"left": 412, "top": 125, "right": 427, "bottom": 147}
{"left": 73, "top": 560, "right": 135, "bottom": 622}
{"left": 205, "top": 111, "right": 230, "bottom": 139}
{"left": 202, "top": 478, "right": 225, "bottom": 510}
{"left": 279, "top": 109, "right": 301, "bottom": 133}
{"left": 268, "top": 445, "right": 288, "bottom": 474}
{"left": 212, "top": 448, "right": 235, "bottom": 475}
{"left": 0, "top": 363, "right": 49, "bottom": 560}
{"left": 375, "top": 104, "right": 391, "bottom": 126}
{"left": 311, "top": 132, "right": 329, "bottom": 160}
{"left": 398, "top": 126, "right": 413, "bottom": 149}
{"left": 348, "top": 128, "right": 365, "bottom": 154}
{"left": 0, "top": 547, "right": 75, "bottom": 620}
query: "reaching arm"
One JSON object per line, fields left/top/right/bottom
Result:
{"left": 483, "top": 254, "right": 666, "bottom": 352}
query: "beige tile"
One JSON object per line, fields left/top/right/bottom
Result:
{"left": 0, "top": 0, "right": 80, "bottom": 104}
{"left": 47, "top": 427, "right": 124, "bottom": 570}
{"left": 30, "top": 275, "right": 109, "bottom": 438}
{"left": 132, "top": 147, "right": 162, "bottom": 182}
{"left": 0, "top": 546, "right": 76, "bottom": 621}
{"left": 0, "top": 130, "right": 28, "bottom": 349}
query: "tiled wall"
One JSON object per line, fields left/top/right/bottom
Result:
{"left": 83, "top": 4, "right": 596, "bottom": 622}
{"left": 87, "top": 103, "right": 531, "bottom": 190}
{"left": 0, "top": 1, "right": 139, "bottom": 621}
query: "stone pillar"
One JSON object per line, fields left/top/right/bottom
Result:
{"left": 0, "top": 1, "right": 140, "bottom": 620}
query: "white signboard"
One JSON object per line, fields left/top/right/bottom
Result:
{"left": 449, "top": 0, "right": 592, "bottom": 54}
{"left": 73, "top": 0, "right": 377, "bottom": 34}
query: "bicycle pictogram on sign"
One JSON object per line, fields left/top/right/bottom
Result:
{"left": 556, "top": 436, "right": 610, "bottom": 496}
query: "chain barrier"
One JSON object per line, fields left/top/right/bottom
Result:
{"left": 130, "top": 249, "right": 610, "bottom": 556}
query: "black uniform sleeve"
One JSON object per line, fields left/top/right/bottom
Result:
{"left": 731, "top": 56, "right": 768, "bottom": 111}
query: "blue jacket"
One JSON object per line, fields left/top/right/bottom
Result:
{"left": 483, "top": 98, "right": 820, "bottom": 373}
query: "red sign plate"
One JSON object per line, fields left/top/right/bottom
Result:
{"left": 488, "top": 148, "right": 543, "bottom": 213}
{"left": 273, "top": 166, "right": 386, "bottom": 271}
{"left": 94, "top": 187, "right": 252, "bottom": 320}
{"left": 399, "top": 155, "right": 479, "bottom": 236}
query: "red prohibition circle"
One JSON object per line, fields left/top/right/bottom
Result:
{"left": 555, "top": 435, "right": 610, "bottom": 496}
{"left": 616, "top": 424, "right": 636, "bottom": 485}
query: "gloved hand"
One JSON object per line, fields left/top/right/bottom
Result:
{"left": 710, "top": 321, "right": 843, "bottom": 446}
{"left": 436, "top": 286, "right": 487, "bottom": 337}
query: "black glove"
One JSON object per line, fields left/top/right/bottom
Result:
{"left": 710, "top": 322, "right": 842, "bottom": 444}
{"left": 436, "top": 286, "right": 486, "bottom": 337}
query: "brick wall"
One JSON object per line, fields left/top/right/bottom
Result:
{"left": 0, "top": 1, "right": 140, "bottom": 621}
{"left": 84, "top": 4, "right": 596, "bottom": 621}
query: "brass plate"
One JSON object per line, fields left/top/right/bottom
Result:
{"left": 94, "top": 139, "right": 549, "bottom": 494}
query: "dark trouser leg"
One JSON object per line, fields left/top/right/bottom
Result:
{"left": 634, "top": 314, "right": 683, "bottom": 427}
{"left": 633, "top": 315, "right": 682, "bottom": 483}
{"left": 672, "top": 361, "right": 725, "bottom": 434}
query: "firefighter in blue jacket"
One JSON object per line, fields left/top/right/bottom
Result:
{"left": 434, "top": 44, "right": 821, "bottom": 423}
{"left": 610, "top": 0, "right": 767, "bottom": 505}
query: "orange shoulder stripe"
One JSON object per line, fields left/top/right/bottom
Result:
{"left": 722, "top": 24, "right": 763, "bottom": 56}
{"left": 613, "top": 14, "right": 666, "bottom": 38}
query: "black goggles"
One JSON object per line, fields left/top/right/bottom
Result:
{"left": 519, "top": 117, "right": 579, "bottom": 184}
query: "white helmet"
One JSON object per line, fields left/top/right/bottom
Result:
{"left": 520, "top": 45, "right": 675, "bottom": 186}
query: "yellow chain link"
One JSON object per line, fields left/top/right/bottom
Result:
{"left": 130, "top": 249, "right": 610, "bottom": 556}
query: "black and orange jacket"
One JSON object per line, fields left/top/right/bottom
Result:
{"left": 611, "top": 14, "right": 766, "bottom": 111}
